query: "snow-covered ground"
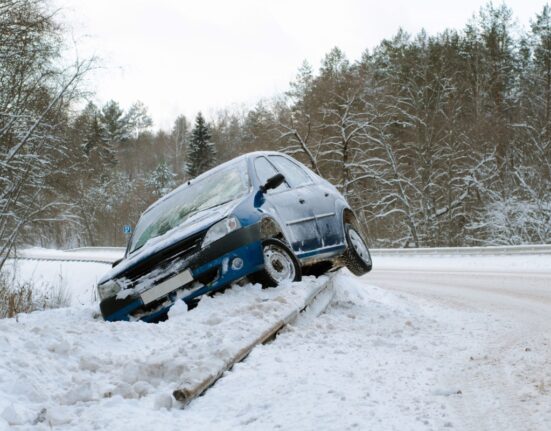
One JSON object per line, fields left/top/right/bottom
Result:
{"left": 0, "top": 275, "right": 329, "bottom": 430}
{"left": 1, "top": 251, "right": 550, "bottom": 430}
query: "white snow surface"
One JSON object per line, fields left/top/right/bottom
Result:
{"left": 1, "top": 251, "right": 551, "bottom": 430}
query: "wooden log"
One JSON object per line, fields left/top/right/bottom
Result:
{"left": 172, "top": 276, "right": 335, "bottom": 405}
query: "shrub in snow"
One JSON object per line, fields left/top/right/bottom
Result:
{"left": 471, "top": 196, "right": 551, "bottom": 245}
{"left": 0, "top": 272, "right": 70, "bottom": 319}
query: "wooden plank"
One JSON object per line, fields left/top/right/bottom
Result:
{"left": 172, "top": 275, "right": 335, "bottom": 406}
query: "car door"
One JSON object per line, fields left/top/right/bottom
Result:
{"left": 253, "top": 156, "right": 321, "bottom": 253}
{"left": 268, "top": 155, "right": 341, "bottom": 248}
{"left": 307, "top": 180, "right": 342, "bottom": 247}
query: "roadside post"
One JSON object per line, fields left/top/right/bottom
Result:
{"left": 123, "top": 224, "right": 132, "bottom": 244}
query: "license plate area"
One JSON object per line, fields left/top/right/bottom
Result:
{"left": 140, "top": 269, "right": 193, "bottom": 305}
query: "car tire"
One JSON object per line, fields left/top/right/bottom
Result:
{"left": 342, "top": 223, "right": 372, "bottom": 276}
{"left": 250, "top": 238, "right": 302, "bottom": 287}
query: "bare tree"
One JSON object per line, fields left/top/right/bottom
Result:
{"left": 0, "top": 0, "right": 93, "bottom": 269}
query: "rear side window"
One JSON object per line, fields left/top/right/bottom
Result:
{"left": 269, "top": 155, "right": 312, "bottom": 188}
{"left": 254, "top": 157, "right": 288, "bottom": 192}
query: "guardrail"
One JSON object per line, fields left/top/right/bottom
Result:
{"left": 5, "top": 248, "right": 125, "bottom": 264}
{"left": 371, "top": 244, "right": 551, "bottom": 256}
{"left": 65, "top": 246, "right": 126, "bottom": 253}
{"left": 4, "top": 243, "right": 551, "bottom": 265}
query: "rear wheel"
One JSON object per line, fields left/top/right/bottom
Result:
{"left": 342, "top": 223, "right": 372, "bottom": 275}
{"left": 250, "top": 238, "right": 302, "bottom": 287}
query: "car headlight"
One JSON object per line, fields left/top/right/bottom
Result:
{"left": 97, "top": 280, "right": 121, "bottom": 300}
{"left": 202, "top": 216, "right": 241, "bottom": 247}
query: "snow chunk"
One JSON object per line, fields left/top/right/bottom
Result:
{"left": 153, "top": 393, "right": 173, "bottom": 411}
{"left": 1, "top": 404, "right": 25, "bottom": 426}
{"left": 167, "top": 299, "right": 188, "bottom": 319}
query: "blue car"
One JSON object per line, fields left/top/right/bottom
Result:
{"left": 97, "top": 151, "right": 372, "bottom": 322}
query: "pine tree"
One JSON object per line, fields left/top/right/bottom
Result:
{"left": 77, "top": 102, "right": 117, "bottom": 174}
{"left": 185, "top": 112, "right": 216, "bottom": 177}
{"left": 100, "top": 100, "right": 130, "bottom": 144}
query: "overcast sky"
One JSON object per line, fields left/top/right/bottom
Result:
{"left": 55, "top": 0, "right": 545, "bottom": 130}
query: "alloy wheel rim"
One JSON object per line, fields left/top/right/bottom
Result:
{"left": 263, "top": 244, "right": 295, "bottom": 282}
{"left": 348, "top": 228, "right": 371, "bottom": 265}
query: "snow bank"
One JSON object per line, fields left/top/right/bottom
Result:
{"left": 0, "top": 277, "right": 327, "bottom": 430}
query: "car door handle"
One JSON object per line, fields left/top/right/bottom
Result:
{"left": 299, "top": 198, "right": 305, "bottom": 204}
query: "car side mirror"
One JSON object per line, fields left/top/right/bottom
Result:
{"left": 260, "top": 173, "right": 285, "bottom": 193}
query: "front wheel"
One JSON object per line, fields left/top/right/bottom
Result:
{"left": 342, "top": 223, "right": 372, "bottom": 276}
{"left": 250, "top": 238, "right": 302, "bottom": 287}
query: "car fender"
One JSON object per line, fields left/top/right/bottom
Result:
{"left": 240, "top": 189, "right": 293, "bottom": 247}
{"left": 259, "top": 215, "right": 289, "bottom": 243}
{"left": 335, "top": 199, "right": 354, "bottom": 238}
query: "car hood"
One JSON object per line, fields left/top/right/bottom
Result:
{"left": 98, "top": 199, "right": 240, "bottom": 284}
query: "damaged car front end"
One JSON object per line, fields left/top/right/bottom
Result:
{"left": 97, "top": 159, "right": 264, "bottom": 322}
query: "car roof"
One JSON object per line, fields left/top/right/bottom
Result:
{"left": 141, "top": 151, "right": 289, "bottom": 216}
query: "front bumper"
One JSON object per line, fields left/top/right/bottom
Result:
{"left": 99, "top": 223, "right": 264, "bottom": 322}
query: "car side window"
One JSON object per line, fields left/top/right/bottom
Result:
{"left": 254, "top": 157, "right": 288, "bottom": 192}
{"left": 268, "top": 155, "right": 313, "bottom": 188}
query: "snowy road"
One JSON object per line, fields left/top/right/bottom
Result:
{"left": 368, "top": 267, "right": 551, "bottom": 431}
{"left": 1, "top": 252, "right": 551, "bottom": 430}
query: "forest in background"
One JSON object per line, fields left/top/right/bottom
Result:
{"left": 1, "top": 0, "right": 551, "bottom": 266}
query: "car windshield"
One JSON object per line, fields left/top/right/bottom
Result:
{"left": 129, "top": 161, "right": 249, "bottom": 253}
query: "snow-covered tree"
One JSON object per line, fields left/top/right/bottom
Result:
{"left": 125, "top": 101, "right": 153, "bottom": 139}
{"left": 77, "top": 102, "right": 117, "bottom": 171}
{"left": 0, "top": 0, "right": 93, "bottom": 268}
{"left": 100, "top": 101, "right": 130, "bottom": 144}
{"left": 171, "top": 115, "right": 190, "bottom": 178}
{"left": 146, "top": 160, "right": 176, "bottom": 197}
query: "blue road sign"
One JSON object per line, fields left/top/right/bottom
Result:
{"left": 123, "top": 225, "right": 132, "bottom": 234}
